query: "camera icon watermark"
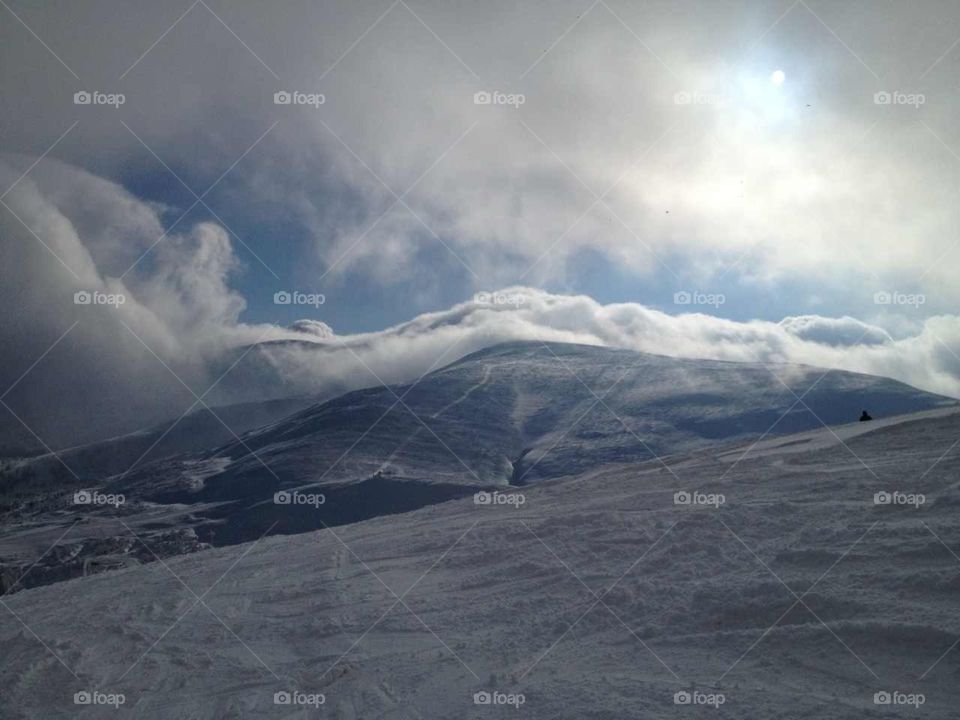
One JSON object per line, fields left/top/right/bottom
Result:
{"left": 74, "top": 690, "right": 125, "bottom": 708}
{"left": 674, "top": 490, "right": 725, "bottom": 508}
{"left": 273, "top": 490, "right": 325, "bottom": 508}
{"left": 873, "top": 290, "right": 925, "bottom": 308}
{"left": 473, "top": 690, "right": 525, "bottom": 707}
{"left": 273, "top": 90, "right": 325, "bottom": 108}
{"left": 673, "top": 290, "right": 725, "bottom": 308}
{"left": 273, "top": 690, "right": 325, "bottom": 707}
{"left": 873, "top": 90, "right": 925, "bottom": 108}
{"left": 473, "top": 90, "right": 525, "bottom": 108}
{"left": 474, "top": 490, "right": 525, "bottom": 508}
{"left": 73, "top": 90, "right": 125, "bottom": 108}
{"left": 273, "top": 290, "right": 325, "bottom": 307}
{"left": 873, "top": 490, "right": 925, "bottom": 509}
{"left": 74, "top": 290, "right": 125, "bottom": 307}
{"left": 74, "top": 489, "right": 125, "bottom": 508}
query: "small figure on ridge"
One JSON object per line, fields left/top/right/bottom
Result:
{"left": 859, "top": 410, "right": 873, "bottom": 422}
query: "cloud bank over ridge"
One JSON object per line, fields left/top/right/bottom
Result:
{"left": 2, "top": 154, "right": 958, "bottom": 450}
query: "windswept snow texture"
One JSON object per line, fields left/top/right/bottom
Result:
{"left": 3, "top": 408, "right": 960, "bottom": 718}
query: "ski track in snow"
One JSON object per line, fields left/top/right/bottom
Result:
{"left": 378, "top": 362, "right": 497, "bottom": 475}
{"left": 431, "top": 363, "right": 495, "bottom": 419}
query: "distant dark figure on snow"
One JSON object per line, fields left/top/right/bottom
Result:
{"left": 860, "top": 410, "right": 873, "bottom": 422}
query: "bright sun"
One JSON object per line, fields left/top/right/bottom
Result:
{"left": 771, "top": 69, "right": 786, "bottom": 86}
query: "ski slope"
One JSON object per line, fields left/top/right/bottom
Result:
{"left": 3, "top": 407, "right": 960, "bottom": 718}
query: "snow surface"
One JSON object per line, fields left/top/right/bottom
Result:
{"left": 3, "top": 404, "right": 960, "bottom": 718}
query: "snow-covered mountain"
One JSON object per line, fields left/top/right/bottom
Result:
{"left": 1, "top": 341, "right": 955, "bottom": 593}
{"left": 0, "top": 396, "right": 316, "bottom": 499}
{"left": 3, "top": 403, "right": 959, "bottom": 718}
{"left": 111, "top": 339, "right": 951, "bottom": 502}
{"left": 140, "top": 339, "right": 955, "bottom": 486}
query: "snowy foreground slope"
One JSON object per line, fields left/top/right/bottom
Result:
{"left": 3, "top": 407, "right": 960, "bottom": 718}
{"left": 1, "top": 341, "right": 954, "bottom": 592}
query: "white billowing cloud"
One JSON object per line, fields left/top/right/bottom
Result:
{"left": 3, "top": 1, "right": 960, "bottom": 315}
{"left": 135, "top": 222, "right": 250, "bottom": 360}
{"left": 244, "top": 287, "right": 960, "bottom": 405}
{"left": 0, "top": 157, "right": 297, "bottom": 446}
{"left": 289, "top": 319, "right": 335, "bottom": 338}
{"left": 266, "top": 13, "right": 960, "bottom": 311}
{"left": 25, "top": 157, "right": 168, "bottom": 276}
{"left": 778, "top": 315, "right": 892, "bottom": 347}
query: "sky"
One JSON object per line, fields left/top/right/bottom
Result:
{"left": 3, "top": 0, "right": 960, "bottom": 447}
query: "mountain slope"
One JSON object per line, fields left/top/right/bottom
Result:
{"left": 156, "top": 340, "right": 954, "bottom": 491}
{"left": 0, "top": 396, "right": 316, "bottom": 499}
{"left": 3, "top": 406, "right": 960, "bottom": 718}
{"left": 1, "top": 341, "right": 954, "bottom": 591}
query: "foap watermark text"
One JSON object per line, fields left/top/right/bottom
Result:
{"left": 274, "top": 690, "right": 325, "bottom": 707}
{"left": 874, "top": 690, "right": 925, "bottom": 708}
{"left": 474, "top": 291, "right": 527, "bottom": 307}
{"left": 674, "top": 490, "right": 725, "bottom": 508}
{"left": 274, "top": 490, "right": 325, "bottom": 508}
{"left": 874, "top": 290, "right": 924, "bottom": 308}
{"left": 874, "top": 91, "right": 925, "bottom": 108}
{"left": 74, "top": 489, "right": 125, "bottom": 508}
{"left": 473, "top": 690, "right": 525, "bottom": 708}
{"left": 474, "top": 90, "right": 525, "bottom": 108}
{"left": 674, "top": 290, "right": 725, "bottom": 308}
{"left": 674, "top": 90, "right": 727, "bottom": 106}
{"left": 674, "top": 689, "right": 725, "bottom": 708}
{"left": 874, "top": 491, "right": 925, "bottom": 509}
{"left": 74, "top": 690, "right": 125, "bottom": 708}
{"left": 75, "top": 290, "right": 125, "bottom": 307}
{"left": 274, "top": 90, "right": 325, "bottom": 108}
{"left": 274, "top": 290, "right": 325, "bottom": 307}
{"left": 474, "top": 490, "right": 525, "bottom": 508}
{"left": 74, "top": 90, "right": 125, "bottom": 108}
